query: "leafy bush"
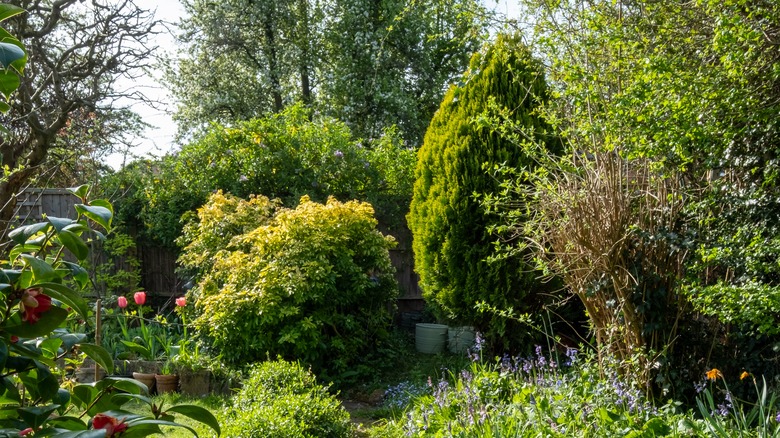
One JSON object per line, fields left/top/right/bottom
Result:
{"left": 184, "top": 193, "right": 398, "bottom": 378}
{"left": 407, "top": 33, "right": 561, "bottom": 348}
{"left": 129, "top": 104, "right": 415, "bottom": 249}
{"left": 221, "top": 359, "right": 352, "bottom": 438}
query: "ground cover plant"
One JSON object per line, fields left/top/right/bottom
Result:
{"left": 362, "top": 344, "right": 780, "bottom": 438}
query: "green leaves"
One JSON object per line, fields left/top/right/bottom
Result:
{"left": 74, "top": 204, "right": 113, "bottom": 231}
{"left": 165, "top": 405, "right": 221, "bottom": 436}
{"left": 186, "top": 193, "right": 397, "bottom": 377}
{"left": 76, "top": 343, "right": 114, "bottom": 375}
{"left": 0, "top": 4, "right": 25, "bottom": 113}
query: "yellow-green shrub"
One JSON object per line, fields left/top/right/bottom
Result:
{"left": 184, "top": 193, "right": 398, "bottom": 377}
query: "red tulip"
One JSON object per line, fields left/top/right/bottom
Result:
{"left": 20, "top": 287, "right": 52, "bottom": 324}
{"left": 133, "top": 291, "right": 146, "bottom": 306}
{"left": 117, "top": 296, "right": 128, "bottom": 309}
{"left": 175, "top": 297, "right": 186, "bottom": 307}
{"left": 92, "top": 413, "right": 128, "bottom": 436}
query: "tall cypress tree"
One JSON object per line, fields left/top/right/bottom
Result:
{"left": 408, "top": 33, "right": 559, "bottom": 348}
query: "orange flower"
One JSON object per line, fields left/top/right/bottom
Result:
{"left": 740, "top": 371, "right": 750, "bottom": 381}
{"left": 706, "top": 368, "right": 722, "bottom": 381}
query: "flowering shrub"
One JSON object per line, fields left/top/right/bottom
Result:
{"left": 184, "top": 193, "right": 398, "bottom": 378}
{"left": 0, "top": 185, "right": 219, "bottom": 436}
{"left": 221, "top": 359, "right": 352, "bottom": 437}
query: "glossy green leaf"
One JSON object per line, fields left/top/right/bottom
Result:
{"left": 74, "top": 204, "right": 112, "bottom": 231}
{"left": 67, "top": 184, "right": 90, "bottom": 200}
{"left": 112, "top": 423, "right": 162, "bottom": 438}
{"left": 34, "top": 362, "right": 60, "bottom": 402}
{"left": 89, "top": 199, "right": 113, "bottom": 214}
{"left": 0, "top": 376, "right": 20, "bottom": 402}
{"left": 0, "top": 100, "right": 8, "bottom": 113}
{"left": 38, "top": 282, "right": 89, "bottom": 321}
{"left": 76, "top": 343, "right": 114, "bottom": 375}
{"left": 8, "top": 222, "right": 49, "bottom": 245}
{"left": 0, "top": 68, "right": 19, "bottom": 98}
{"left": 0, "top": 269, "right": 18, "bottom": 284}
{"left": 0, "top": 342, "right": 6, "bottom": 369}
{"left": 98, "top": 377, "right": 142, "bottom": 396}
{"left": 59, "top": 262, "right": 90, "bottom": 290}
{"left": 71, "top": 385, "right": 97, "bottom": 409}
{"left": 17, "top": 404, "right": 59, "bottom": 429}
{"left": 38, "top": 338, "right": 62, "bottom": 359}
{"left": 125, "top": 418, "right": 196, "bottom": 437}
{"left": 5, "top": 306, "right": 68, "bottom": 338}
{"left": 0, "top": 5, "right": 25, "bottom": 22}
{"left": 46, "top": 216, "right": 74, "bottom": 232}
{"left": 51, "top": 430, "right": 107, "bottom": 438}
{"left": 20, "top": 255, "right": 57, "bottom": 283}
{"left": 57, "top": 332, "right": 86, "bottom": 351}
{"left": 46, "top": 415, "right": 87, "bottom": 431}
{"left": 119, "top": 340, "right": 152, "bottom": 361}
{"left": 166, "top": 404, "right": 222, "bottom": 436}
{"left": 110, "top": 393, "right": 152, "bottom": 408}
{"left": 56, "top": 230, "right": 89, "bottom": 260}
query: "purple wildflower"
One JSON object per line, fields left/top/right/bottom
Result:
{"left": 334, "top": 150, "right": 344, "bottom": 158}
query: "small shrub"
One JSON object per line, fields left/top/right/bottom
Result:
{"left": 221, "top": 360, "right": 353, "bottom": 438}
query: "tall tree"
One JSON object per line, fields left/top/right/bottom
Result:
{"left": 167, "top": 0, "right": 488, "bottom": 145}
{"left": 0, "top": 0, "right": 158, "bottom": 231}
{"left": 407, "top": 34, "right": 560, "bottom": 349}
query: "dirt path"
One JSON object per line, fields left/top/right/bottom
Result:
{"left": 340, "top": 394, "right": 384, "bottom": 437}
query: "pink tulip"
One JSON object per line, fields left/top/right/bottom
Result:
{"left": 133, "top": 291, "right": 146, "bottom": 306}
{"left": 117, "top": 296, "right": 128, "bottom": 308}
{"left": 175, "top": 297, "right": 186, "bottom": 307}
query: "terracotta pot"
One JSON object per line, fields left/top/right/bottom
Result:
{"left": 155, "top": 374, "right": 179, "bottom": 394}
{"left": 132, "top": 372, "right": 156, "bottom": 393}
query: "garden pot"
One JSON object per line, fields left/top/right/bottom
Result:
{"left": 132, "top": 372, "right": 156, "bottom": 393}
{"left": 448, "top": 326, "right": 476, "bottom": 354}
{"left": 415, "top": 323, "right": 448, "bottom": 354}
{"left": 178, "top": 369, "right": 211, "bottom": 397}
{"left": 155, "top": 374, "right": 179, "bottom": 394}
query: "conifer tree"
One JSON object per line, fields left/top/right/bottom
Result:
{"left": 408, "top": 34, "right": 559, "bottom": 347}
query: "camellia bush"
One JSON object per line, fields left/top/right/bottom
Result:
{"left": 0, "top": 185, "right": 219, "bottom": 436}
{"left": 181, "top": 192, "right": 398, "bottom": 379}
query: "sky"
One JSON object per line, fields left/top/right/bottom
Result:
{"left": 105, "top": 0, "right": 185, "bottom": 169}
{"left": 107, "top": 0, "right": 520, "bottom": 170}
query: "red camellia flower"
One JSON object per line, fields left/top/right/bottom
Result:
{"left": 92, "top": 413, "right": 128, "bottom": 436}
{"left": 117, "top": 296, "right": 128, "bottom": 309}
{"left": 19, "top": 427, "right": 33, "bottom": 436}
{"left": 20, "top": 287, "right": 52, "bottom": 324}
{"left": 175, "top": 297, "right": 186, "bottom": 307}
{"left": 133, "top": 291, "right": 146, "bottom": 306}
